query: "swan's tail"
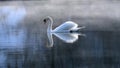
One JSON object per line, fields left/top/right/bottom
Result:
{"left": 77, "top": 26, "right": 86, "bottom": 30}
{"left": 71, "top": 26, "right": 86, "bottom": 32}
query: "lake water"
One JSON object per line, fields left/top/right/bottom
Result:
{"left": 0, "top": 30, "right": 120, "bottom": 68}
{"left": 0, "top": 6, "right": 120, "bottom": 68}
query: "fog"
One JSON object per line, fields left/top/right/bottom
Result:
{"left": 0, "top": 6, "right": 26, "bottom": 49}
{"left": 0, "top": 0, "right": 120, "bottom": 31}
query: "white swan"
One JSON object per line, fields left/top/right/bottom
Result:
{"left": 43, "top": 16, "right": 85, "bottom": 33}
{"left": 43, "top": 16, "right": 86, "bottom": 47}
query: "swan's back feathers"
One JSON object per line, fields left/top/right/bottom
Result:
{"left": 53, "top": 21, "right": 78, "bottom": 32}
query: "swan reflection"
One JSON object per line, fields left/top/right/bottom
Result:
{"left": 47, "top": 32, "right": 85, "bottom": 47}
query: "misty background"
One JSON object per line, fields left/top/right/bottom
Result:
{"left": 0, "top": 0, "right": 120, "bottom": 31}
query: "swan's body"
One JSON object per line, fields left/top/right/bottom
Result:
{"left": 53, "top": 21, "right": 80, "bottom": 33}
{"left": 43, "top": 16, "right": 85, "bottom": 47}
{"left": 43, "top": 16, "right": 85, "bottom": 33}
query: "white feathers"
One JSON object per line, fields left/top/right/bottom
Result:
{"left": 44, "top": 16, "right": 85, "bottom": 47}
{"left": 53, "top": 21, "right": 78, "bottom": 32}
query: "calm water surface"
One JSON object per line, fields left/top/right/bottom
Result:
{"left": 0, "top": 30, "right": 120, "bottom": 68}
{"left": 0, "top": 6, "right": 120, "bottom": 68}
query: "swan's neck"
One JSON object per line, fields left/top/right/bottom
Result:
{"left": 47, "top": 17, "right": 53, "bottom": 32}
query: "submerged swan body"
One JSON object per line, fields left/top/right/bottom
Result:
{"left": 43, "top": 16, "right": 85, "bottom": 33}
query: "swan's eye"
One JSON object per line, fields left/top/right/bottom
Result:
{"left": 43, "top": 19, "right": 47, "bottom": 23}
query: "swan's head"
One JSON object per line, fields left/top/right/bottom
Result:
{"left": 43, "top": 16, "right": 53, "bottom": 24}
{"left": 43, "top": 18, "right": 48, "bottom": 24}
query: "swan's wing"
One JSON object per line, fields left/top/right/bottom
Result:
{"left": 53, "top": 21, "right": 78, "bottom": 32}
{"left": 53, "top": 33, "right": 79, "bottom": 43}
